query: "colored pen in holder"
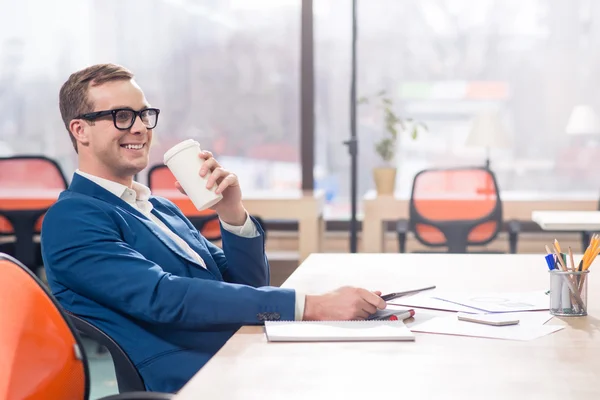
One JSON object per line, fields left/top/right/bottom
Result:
{"left": 544, "top": 254, "right": 556, "bottom": 271}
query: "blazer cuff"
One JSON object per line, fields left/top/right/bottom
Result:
{"left": 295, "top": 291, "right": 306, "bottom": 321}
{"left": 220, "top": 212, "right": 259, "bottom": 238}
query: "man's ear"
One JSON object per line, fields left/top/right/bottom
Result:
{"left": 69, "top": 119, "right": 91, "bottom": 146}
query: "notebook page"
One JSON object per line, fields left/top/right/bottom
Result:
{"left": 264, "top": 320, "right": 415, "bottom": 342}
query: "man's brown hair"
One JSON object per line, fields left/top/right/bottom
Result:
{"left": 59, "top": 63, "right": 134, "bottom": 152}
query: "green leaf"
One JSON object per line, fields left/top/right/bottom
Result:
{"left": 384, "top": 110, "right": 398, "bottom": 137}
{"left": 365, "top": 88, "right": 425, "bottom": 147}
{"left": 375, "top": 137, "right": 395, "bottom": 162}
{"left": 411, "top": 126, "right": 418, "bottom": 139}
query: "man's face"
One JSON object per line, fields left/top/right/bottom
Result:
{"left": 81, "top": 79, "right": 153, "bottom": 180}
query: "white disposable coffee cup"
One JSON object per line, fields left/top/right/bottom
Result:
{"left": 163, "top": 139, "right": 223, "bottom": 211}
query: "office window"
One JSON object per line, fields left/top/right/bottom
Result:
{"left": 315, "top": 0, "right": 600, "bottom": 219}
{"left": 0, "top": 0, "right": 301, "bottom": 190}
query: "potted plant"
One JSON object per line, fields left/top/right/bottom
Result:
{"left": 359, "top": 91, "right": 425, "bottom": 195}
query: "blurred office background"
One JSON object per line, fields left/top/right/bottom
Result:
{"left": 3, "top": 2, "right": 600, "bottom": 396}
{"left": 1, "top": 0, "right": 600, "bottom": 218}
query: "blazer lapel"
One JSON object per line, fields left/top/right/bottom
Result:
{"left": 130, "top": 212, "right": 208, "bottom": 269}
{"left": 68, "top": 174, "right": 208, "bottom": 269}
{"left": 148, "top": 203, "right": 223, "bottom": 277}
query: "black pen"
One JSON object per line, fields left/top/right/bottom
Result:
{"left": 381, "top": 285, "right": 436, "bottom": 301}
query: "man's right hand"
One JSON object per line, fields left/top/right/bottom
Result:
{"left": 303, "top": 286, "right": 387, "bottom": 321}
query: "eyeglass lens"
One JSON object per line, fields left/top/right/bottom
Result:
{"left": 115, "top": 109, "right": 158, "bottom": 129}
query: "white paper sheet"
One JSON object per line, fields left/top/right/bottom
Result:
{"left": 411, "top": 312, "right": 562, "bottom": 341}
{"left": 431, "top": 291, "right": 549, "bottom": 313}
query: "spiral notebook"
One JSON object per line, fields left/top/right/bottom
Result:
{"left": 264, "top": 320, "right": 415, "bottom": 342}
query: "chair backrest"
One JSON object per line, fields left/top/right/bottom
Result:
{"left": 65, "top": 312, "right": 146, "bottom": 393}
{"left": 0, "top": 253, "right": 89, "bottom": 400}
{"left": 147, "top": 164, "right": 221, "bottom": 240}
{"left": 0, "top": 155, "right": 68, "bottom": 189}
{"left": 409, "top": 167, "right": 502, "bottom": 252}
{"left": 0, "top": 156, "right": 68, "bottom": 234}
{"left": 146, "top": 164, "right": 177, "bottom": 191}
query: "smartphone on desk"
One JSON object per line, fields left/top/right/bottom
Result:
{"left": 457, "top": 313, "right": 520, "bottom": 326}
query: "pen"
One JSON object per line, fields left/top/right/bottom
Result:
{"left": 381, "top": 285, "right": 437, "bottom": 301}
{"left": 388, "top": 310, "right": 415, "bottom": 321}
{"left": 367, "top": 308, "right": 415, "bottom": 320}
{"left": 544, "top": 254, "right": 556, "bottom": 270}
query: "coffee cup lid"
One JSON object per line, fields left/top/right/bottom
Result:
{"left": 163, "top": 139, "right": 200, "bottom": 164}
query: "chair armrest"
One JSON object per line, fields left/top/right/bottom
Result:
{"left": 396, "top": 219, "right": 409, "bottom": 253}
{"left": 65, "top": 312, "right": 146, "bottom": 392}
{"left": 99, "top": 392, "right": 174, "bottom": 400}
{"left": 507, "top": 220, "right": 521, "bottom": 254}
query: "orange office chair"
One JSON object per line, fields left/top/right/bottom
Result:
{"left": 0, "top": 155, "right": 68, "bottom": 270}
{"left": 0, "top": 252, "right": 174, "bottom": 400}
{"left": 147, "top": 164, "right": 222, "bottom": 241}
{"left": 396, "top": 167, "right": 519, "bottom": 253}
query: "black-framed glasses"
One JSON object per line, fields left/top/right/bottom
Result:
{"left": 76, "top": 107, "right": 160, "bottom": 130}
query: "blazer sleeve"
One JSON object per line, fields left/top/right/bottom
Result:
{"left": 200, "top": 218, "right": 270, "bottom": 286}
{"left": 41, "top": 199, "right": 295, "bottom": 329}
{"left": 157, "top": 197, "right": 270, "bottom": 287}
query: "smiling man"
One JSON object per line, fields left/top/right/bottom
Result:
{"left": 40, "top": 63, "right": 386, "bottom": 393}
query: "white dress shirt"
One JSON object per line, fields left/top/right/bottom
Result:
{"left": 75, "top": 170, "right": 305, "bottom": 320}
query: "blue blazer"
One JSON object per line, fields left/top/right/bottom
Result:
{"left": 41, "top": 174, "right": 296, "bottom": 393}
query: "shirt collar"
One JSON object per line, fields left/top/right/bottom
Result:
{"left": 75, "top": 169, "right": 151, "bottom": 203}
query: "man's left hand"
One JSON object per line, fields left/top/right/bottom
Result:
{"left": 175, "top": 150, "right": 247, "bottom": 226}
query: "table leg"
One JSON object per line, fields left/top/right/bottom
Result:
{"left": 319, "top": 217, "right": 325, "bottom": 249}
{"left": 298, "top": 217, "right": 323, "bottom": 263}
{"left": 362, "top": 216, "right": 384, "bottom": 253}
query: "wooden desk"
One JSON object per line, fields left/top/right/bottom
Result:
{"left": 153, "top": 189, "right": 326, "bottom": 263}
{"left": 532, "top": 211, "right": 600, "bottom": 231}
{"left": 363, "top": 190, "right": 598, "bottom": 252}
{"left": 175, "top": 253, "right": 600, "bottom": 400}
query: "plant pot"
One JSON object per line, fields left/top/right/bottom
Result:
{"left": 373, "top": 167, "right": 397, "bottom": 195}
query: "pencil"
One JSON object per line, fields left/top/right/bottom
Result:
{"left": 568, "top": 247, "right": 575, "bottom": 272}
{"left": 585, "top": 236, "right": 600, "bottom": 270}
{"left": 554, "top": 239, "right": 562, "bottom": 254}
{"left": 583, "top": 234, "right": 599, "bottom": 270}
{"left": 581, "top": 236, "right": 594, "bottom": 270}
{"left": 578, "top": 234, "right": 598, "bottom": 296}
